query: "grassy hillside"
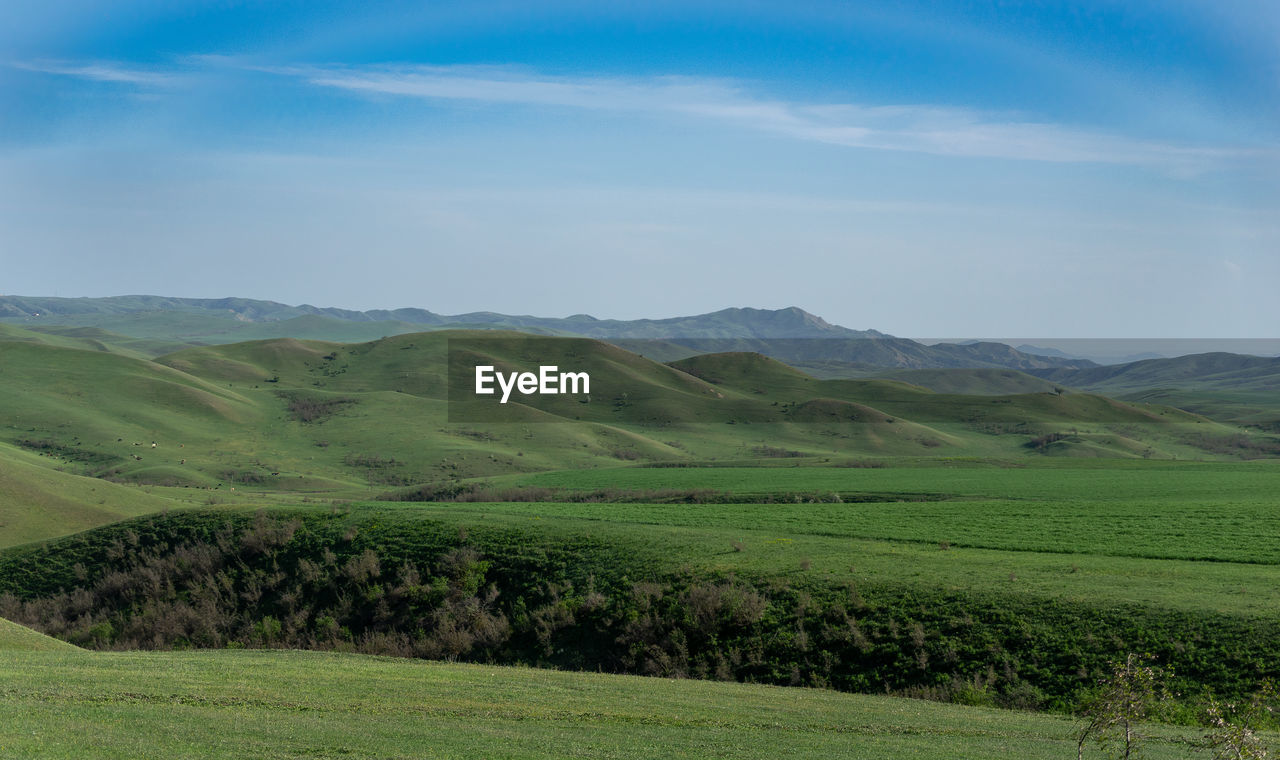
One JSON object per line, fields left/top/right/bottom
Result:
{"left": 1121, "top": 387, "right": 1280, "bottom": 432}
{"left": 668, "top": 352, "right": 1238, "bottom": 459}
{"left": 867, "top": 368, "right": 1062, "bottom": 395}
{"left": 0, "top": 332, "right": 1271, "bottom": 550}
{"left": 0, "top": 617, "right": 78, "bottom": 651}
{"left": 0, "top": 648, "right": 1211, "bottom": 759}
{"left": 0, "top": 322, "right": 167, "bottom": 359}
{"left": 0, "top": 443, "right": 174, "bottom": 548}
{"left": 1033, "top": 353, "right": 1280, "bottom": 429}
{"left": 0, "top": 340, "right": 276, "bottom": 488}
{"left": 670, "top": 352, "right": 1190, "bottom": 423}
{"left": 1034, "top": 353, "right": 1280, "bottom": 393}
{"left": 7, "top": 333, "right": 1213, "bottom": 492}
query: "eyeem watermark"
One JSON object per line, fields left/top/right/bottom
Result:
{"left": 474, "top": 365, "right": 590, "bottom": 404}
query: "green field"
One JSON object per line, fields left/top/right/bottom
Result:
{"left": 0, "top": 647, "right": 1209, "bottom": 760}
{"left": 488, "top": 462, "right": 1280, "bottom": 564}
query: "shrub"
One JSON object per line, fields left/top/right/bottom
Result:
{"left": 277, "top": 391, "right": 356, "bottom": 423}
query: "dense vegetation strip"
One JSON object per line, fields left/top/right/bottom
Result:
{"left": 2, "top": 509, "right": 1277, "bottom": 716}
{"left": 379, "top": 482, "right": 951, "bottom": 504}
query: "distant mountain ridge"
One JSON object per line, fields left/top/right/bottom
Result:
{"left": 1026, "top": 352, "right": 1280, "bottom": 428}
{"left": 1029, "top": 352, "right": 1280, "bottom": 393}
{"left": 0, "top": 296, "right": 877, "bottom": 339}
{"left": 0, "top": 295, "right": 1091, "bottom": 370}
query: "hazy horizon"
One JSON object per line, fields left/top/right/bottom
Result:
{"left": 4, "top": 292, "right": 1278, "bottom": 359}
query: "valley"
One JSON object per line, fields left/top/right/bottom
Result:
{"left": 1, "top": 303, "right": 1278, "bottom": 759}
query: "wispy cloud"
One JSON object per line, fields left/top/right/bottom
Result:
{"left": 12, "top": 60, "right": 178, "bottom": 87}
{"left": 275, "top": 63, "right": 1267, "bottom": 172}
{"left": 12, "top": 57, "right": 1271, "bottom": 173}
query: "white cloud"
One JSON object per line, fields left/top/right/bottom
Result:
{"left": 278, "top": 63, "right": 1269, "bottom": 172}
{"left": 12, "top": 60, "right": 178, "bottom": 86}
{"left": 12, "top": 57, "right": 1273, "bottom": 173}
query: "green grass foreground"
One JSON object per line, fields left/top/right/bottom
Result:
{"left": 0, "top": 647, "right": 1202, "bottom": 760}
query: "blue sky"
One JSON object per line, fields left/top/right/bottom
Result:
{"left": 1, "top": 1, "right": 1277, "bottom": 337}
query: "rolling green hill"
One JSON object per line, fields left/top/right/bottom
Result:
{"left": 671, "top": 351, "right": 1201, "bottom": 425}
{"left": 0, "top": 443, "right": 175, "bottom": 549}
{"left": 0, "top": 340, "right": 261, "bottom": 450}
{"left": 0, "top": 323, "right": 166, "bottom": 359}
{"left": 0, "top": 332, "right": 1269, "bottom": 551}
{"left": 866, "top": 368, "right": 1062, "bottom": 395}
{"left": 1033, "top": 352, "right": 1280, "bottom": 393}
{"left": 665, "top": 337, "right": 1098, "bottom": 372}
{"left": 1032, "top": 353, "right": 1280, "bottom": 429}
{"left": 1121, "top": 387, "right": 1280, "bottom": 432}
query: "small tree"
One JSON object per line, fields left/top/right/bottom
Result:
{"left": 1077, "top": 653, "right": 1171, "bottom": 760}
{"left": 1201, "top": 680, "right": 1276, "bottom": 760}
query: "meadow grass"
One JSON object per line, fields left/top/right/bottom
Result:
{"left": 0, "top": 648, "right": 1209, "bottom": 760}
{"left": 496, "top": 460, "right": 1280, "bottom": 498}
{"left": 0, "top": 617, "right": 77, "bottom": 651}
{"left": 347, "top": 502, "right": 1280, "bottom": 617}
{"left": 0, "top": 443, "right": 175, "bottom": 548}
{"left": 353, "top": 458, "right": 1280, "bottom": 617}
{"left": 465, "top": 462, "right": 1280, "bottom": 564}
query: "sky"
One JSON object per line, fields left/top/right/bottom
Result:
{"left": 1, "top": 1, "right": 1277, "bottom": 337}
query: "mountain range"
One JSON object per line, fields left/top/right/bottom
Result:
{"left": 0, "top": 295, "right": 1095, "bottom": 371}
{"left": 7, "top": 296, "right": 1278, "bottom": 426}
